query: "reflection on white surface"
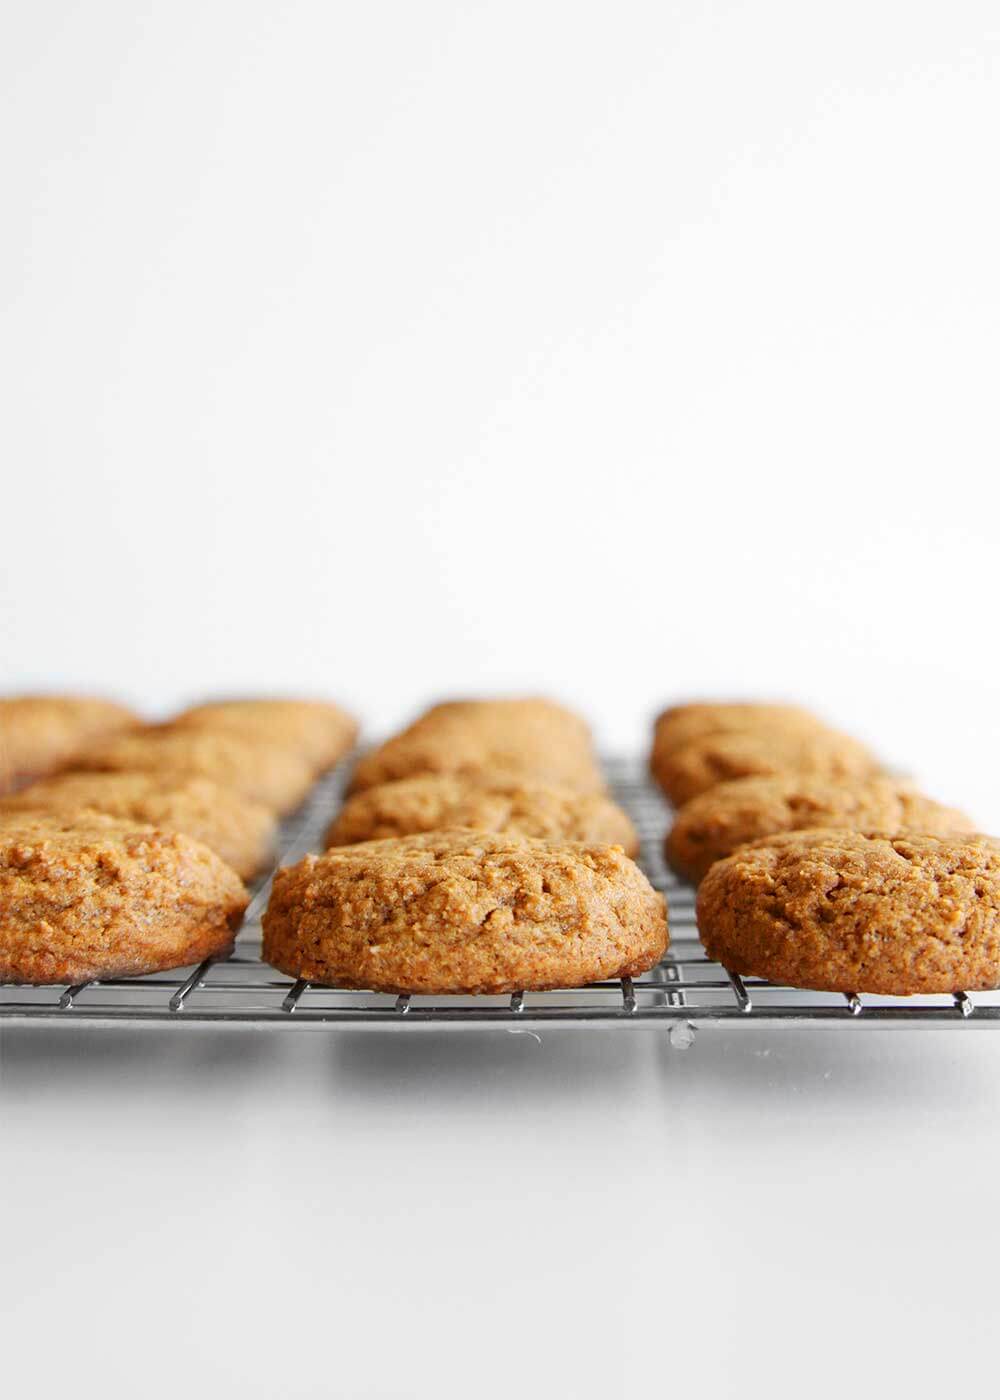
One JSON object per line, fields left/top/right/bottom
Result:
{"left": 2, "top": 1024, "right": 999, "bottom": 1398}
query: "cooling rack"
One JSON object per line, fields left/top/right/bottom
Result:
{"left": 2, "top": 756, "right": 998, "bottom": 1038}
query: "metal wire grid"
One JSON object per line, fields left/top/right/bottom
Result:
{"left": 1, "top": 756, "right": 998, "bottom": 1033}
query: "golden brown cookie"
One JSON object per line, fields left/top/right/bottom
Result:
{"left": 326, "top": 773, "right": 638, "bottom": 854}
{"left": 0, "top": 812, "right": 247, "bottom": 984}
{"left": 172, "top": 698, "right": 357, "bottom": 773}
{"left": 263, "top": 829, "right": 667, "bottom": 994}
{"left": 349, "top": 697, "right": 603, "bottom": 794}
{"left": 653, "top": 726, "right": 877, "bottom": 808}
{"left": 666, "top": 774, "right": 973, "bottom": 885}
{"left": 68, "top": 727, "right": 314, "bottom": 815}
{"left": 0, "top": 695, "right": 140, "bottom": 792}
{"left": 697, "top": 829, "right": 1000, "bottom": 995}
{"left": 3, "top": 772, "right": 276, "bottom": 880}
{"left": 651, "top": 702, "right": 825, "bottom": 762}
{"left": 419, "top": 697, "right": 592, "bottom": 738}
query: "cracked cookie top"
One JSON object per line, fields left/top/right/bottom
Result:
{"left": 264, "top": 829, "right": 666, "bottom": 993}
{"left": 326, "top": 773, "right": 637, "bottom": 853}
{"left": 0, "top": 811, "right": 247, "bottom": 984}
{"left": 666, "top": 774, "right": 972, "bottom": 884}
{"left": 697, "top": 829, "right": 1000, "bottom": 995}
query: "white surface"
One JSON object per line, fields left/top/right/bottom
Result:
{"left": 2, "top": 5, "right": 1000, "bottom": 1393}
{"left": 3, "top": 1023, "right": 1000, "bottom": 1397}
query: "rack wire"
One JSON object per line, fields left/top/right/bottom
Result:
{"left": 2, "top": 756, "right": 998, "bottom": 1037}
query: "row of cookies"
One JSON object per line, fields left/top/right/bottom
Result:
{"left": 0, "top": 694, "right": 357, "bottom": 983}
{"left": 330, "top": 698, "right": 635, "bottom": 850}
{"left": 651, "top": 701, "right": 1000, "bottom": 995}
{"left": 5, "top": 694, "right": 358, "bottom": 873}
{"left": 261, "top": 698, "right": 668, "bottom": 993}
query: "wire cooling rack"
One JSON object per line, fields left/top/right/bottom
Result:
{"left": 2, "top": 756, "right": 998, "bottom": 1037}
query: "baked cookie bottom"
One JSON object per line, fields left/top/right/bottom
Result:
{"left": 2, "top": 922, "right": 240, "bottom": 987}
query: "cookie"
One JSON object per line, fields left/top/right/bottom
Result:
{"left": 0, "top": 812, "right": 247, "bottom": 984}
{"left": 326, "top": 773, "right": 638, "bottom": 854}
{"left": 651, "top": 702, "right": 825, "bottom": 761}
{"left": 666, "top": 774, "right": 973, "bottom": 884}
{"left": 653, "top": 726, "right": 877, "bottom": 808}
{"left": 3, "top": 772, "right": 276, "bottom": 880}
{"left": 263, "top": 829, "right": 667, "bottom": 994}
{"left": 172, "top": 698, "right": 357, "bottom": 773}
{"left": 0, "top": 695, "right": 140, "bottom": 792}
{"left": 697, "top": 829, "right": 1000, "bottom": 995}
{"left": 349, "top": 697, "right": 603, "bottom": 794}
{"left": 69, "top": 727, "right": 314, "bottom": 814}
{"left": 419, "top": 697, "right": 592, "bottom": 739}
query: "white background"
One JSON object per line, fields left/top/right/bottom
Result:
{"left": 2, "top": 4, "right": 1000, "bottom": 1397}
{"left": 2, "top": 0, "right": 999, "bottom": 815}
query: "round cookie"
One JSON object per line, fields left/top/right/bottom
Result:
{"left": 172, "top": 698, "right": 357, "bottom": 773}
{"left": 3, "top": 772, "right": 276, "bottom": 880}
{"left": 419, "top": 697, "right": 593, "bottom": 741}
{"left": 666, "top": 774, "right": 973, "bottom": 885}
{"left": 326, "top": 773, "right": 638, "bottom": 854}
{"left": 263, "top": 829, "right": 667, "bottom": 994}
{"left": 349, "top": 735, "right": 604, "bottom": 795}
{"left": 0, "top": 695, "right": 140, "bottom": 792}
{"left": 653, "top": 726, "right": 877, "bottom": 808}
{"left": 0, "top": 812, "right": 248, "bottom": 984}
{"left": 69, "top": 728, "right": 313, "bottom": 814}
{"left": 697, "top": 829, "right": 1000, "bottom": 995}
{"left": 349, "top": 698, "right": 602, "bottom": 795}
{"left": 651, "top": 702, "right": 825, "bottom": 761}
